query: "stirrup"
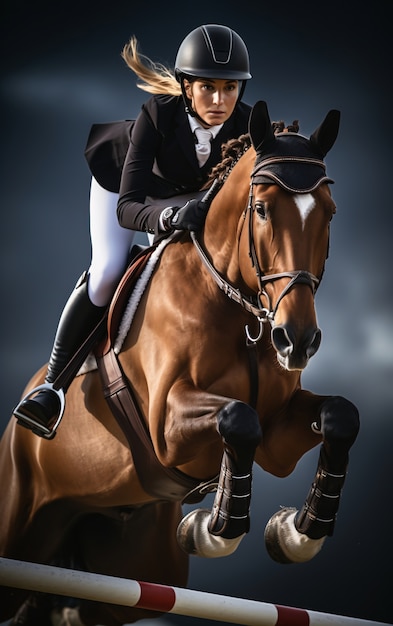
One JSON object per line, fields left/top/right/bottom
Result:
{"left": 13, "top": 383, "right": 65, "bottom": 440}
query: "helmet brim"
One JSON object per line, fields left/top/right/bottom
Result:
{"left": 177, "top": 68, "right": 252, "bottom": 81}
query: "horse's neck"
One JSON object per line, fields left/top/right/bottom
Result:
{"left": 203, "top": 149, "right": 254, "bottom": 283}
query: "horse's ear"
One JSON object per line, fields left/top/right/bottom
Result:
{"left": 310, "top": 110, "right": 340, "bottom": 157}
{"left": 248, "top": 100, "right": 275, "bottom": 152}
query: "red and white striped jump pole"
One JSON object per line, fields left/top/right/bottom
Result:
{"left": 0, "top": 558, "right": 390, "bottom": 626}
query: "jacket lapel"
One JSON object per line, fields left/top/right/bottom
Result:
{"left": 175, "top": 115, "right": 200, "bottom": 171}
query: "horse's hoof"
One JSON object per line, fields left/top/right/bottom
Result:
{"left": 177, "top": 508, "right": 245, "bottom": 558}
{"left": 51, "top": 607, "right": 84, "bottom": 626}
{"left": 264, "top": 507, "right": 325, "bottom": 564}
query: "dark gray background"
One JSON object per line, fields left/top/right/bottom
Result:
{"left": 1, "top": 1, "right": 392, "bottom": 624}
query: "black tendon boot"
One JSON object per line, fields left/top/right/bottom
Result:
{"left": 13, "top": 272, "right": 106, "bottom": 439}
{"left": 294, "top": 446, "right": 347, "bottom": 539}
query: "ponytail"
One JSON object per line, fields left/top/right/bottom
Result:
{"left": 121, "top": 36, "right": 181, "bottom": 96}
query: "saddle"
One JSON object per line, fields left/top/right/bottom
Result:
{"left": 94, "top": 245, "right": 208, "bottom": 504}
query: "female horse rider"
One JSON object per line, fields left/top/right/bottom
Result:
{"left": 14, "top": 24, "right": 251, "bottom": 439}
{"left": 13, "top": 24, "right": 252, "bottom": 439}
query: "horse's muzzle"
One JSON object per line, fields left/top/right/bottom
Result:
{"left": 271, "top": 324, "right": 322, "bottom": 371}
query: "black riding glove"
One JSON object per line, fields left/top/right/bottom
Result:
{"left": 161, "top": 199, "right": 209, "bottom": 233}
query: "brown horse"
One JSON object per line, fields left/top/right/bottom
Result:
{"left": 0, "top": 100, "right": 359, "bottom": 626}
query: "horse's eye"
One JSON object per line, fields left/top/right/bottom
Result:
{"left": 255, "top": 201, "right": 267, "bottom": 219}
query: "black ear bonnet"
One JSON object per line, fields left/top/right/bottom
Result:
{"left": 252, "top": 132, "right": 334, "bottom": 193}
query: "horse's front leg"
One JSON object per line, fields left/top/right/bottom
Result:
{"left": 265, "top": 393, "right": 360, "bottom": 564}
{"left": 176, "top": 399, "right": 262, "bottom": 558}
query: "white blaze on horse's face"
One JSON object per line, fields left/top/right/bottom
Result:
{"left": 293, "top": 193, "right": 316, "bottom": 230}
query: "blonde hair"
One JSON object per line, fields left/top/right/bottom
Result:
{"left": 121, "top": 36, "right": 182, "bottom": 96}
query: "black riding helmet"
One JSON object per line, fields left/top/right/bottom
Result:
{"left": 175, "top": 24, "right": 251, "bottom": 123}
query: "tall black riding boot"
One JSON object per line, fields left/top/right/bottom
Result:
{"left": 13, "top": 272, "right": 107, "bottom": 439}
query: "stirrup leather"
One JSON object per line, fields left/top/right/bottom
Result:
{"left": 13, "top": 383, "right": 65, "bottom": 440}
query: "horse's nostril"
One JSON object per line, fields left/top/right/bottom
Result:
{"left": 307, "top": 328, "right": 322, "bottom": 358}
{"left": 272, "top": 325, "right": 322, "bottom": 360}
{"left": 271, "top": 326, "right": 293, "bottom": 356}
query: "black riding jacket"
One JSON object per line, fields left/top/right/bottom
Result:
{"left": 85, "top": 94, "right": 252, "bottom": 235}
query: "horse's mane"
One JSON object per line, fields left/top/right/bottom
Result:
{"left": 206, "top": 133, "right": 251, "bottom": 185}
{"left": 206, "top": 119, "right": 300, "bottom": 187}
{"left": 272, "top": 120, "right": 299, "bottom": 134}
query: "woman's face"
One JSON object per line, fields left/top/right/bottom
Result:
{"left": 184, "top": 78, "right": 239, "bottom": 127}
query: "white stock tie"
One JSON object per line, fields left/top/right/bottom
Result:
{"left": 194, "top": 127, "right": 212, "bottom": 167}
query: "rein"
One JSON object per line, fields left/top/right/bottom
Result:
{"left": 194, "top": 145, "right": 268, "bottom": 321}
{"left": 190, "top": 231, "right": 265, "bottom": 320}
{"left": 191, "top": 230, "right": 319, "bottom": 342}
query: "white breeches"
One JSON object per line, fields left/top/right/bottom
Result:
{"left": 87, "top": 177, "right": 148, "bottom": 306}
{"left": 87, "top": 177, "right": 205, "bottom": 307}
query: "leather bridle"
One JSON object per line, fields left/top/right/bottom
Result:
{"left": 191, "top": 155, "right": 324, "bottom": 344}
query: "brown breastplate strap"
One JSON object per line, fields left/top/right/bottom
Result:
{"left": 95, "top": 322, "right": 257, "bottom": 502}
{"left": 96, "top": 348, "right": 203, "bottom": 502}
{"left": 95, "top": 246, "right": 204, "bottom": 504}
